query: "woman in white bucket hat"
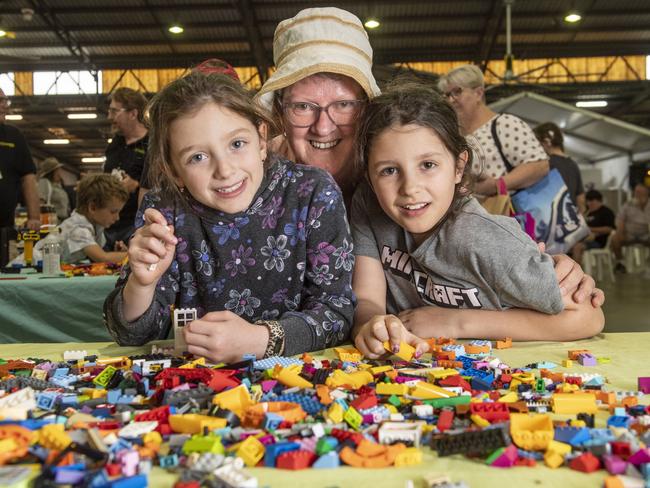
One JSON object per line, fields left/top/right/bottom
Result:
{"left": 256, "top": 7, "right": 380, "bottom": 202}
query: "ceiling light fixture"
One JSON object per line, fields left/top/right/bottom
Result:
{"left": 564, "top": 12, "right": 582, "bottom": 23}
{"left": 0, "top": 30, "right": 6, "bottom": 38}
{"left": 81, "top": 157, "right": 105, "bottom": 163}
{"left": 576, "top": 100, "right": 608, "bottom": 108}
{"left": 168, "top": 24, "right": 184, "bottom": 34}
{"left": 364, "top": 19, "right": 380, "bottom": 29}
{"left": 5, "top": 114, "right": 23, "bottom": 121}
{"left": 67, "top": 113, "right": 97, "bottom": 119}
{"left": 43, "top": 138, "right": 70, "bottom": 145}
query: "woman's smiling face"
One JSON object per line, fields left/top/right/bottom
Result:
{"left": 282, "top": 73, "right": 364, "bottom": 185}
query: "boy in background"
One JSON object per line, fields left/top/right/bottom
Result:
{"left": 59, "top": 173, "right": 129, "bottom": 263}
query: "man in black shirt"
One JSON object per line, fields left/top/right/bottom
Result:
{"left": 103, "top": 87, "right": 148, "bottom": 250}
{"left": 571, "top": 190, "right": 616, "bottom": 263}
{"left": 0, "top": 88, "right": 40, "bottom": 231}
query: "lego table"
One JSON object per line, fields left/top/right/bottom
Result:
{"left": 0, "top": 332, "right": 648, "bottom": 488}
{"left": 0, "top": 273, "right": 116, "bottom": 343}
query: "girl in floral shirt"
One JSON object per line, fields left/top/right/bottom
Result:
{"left": 104, "top": 71, "right": 355, "bottom": 362}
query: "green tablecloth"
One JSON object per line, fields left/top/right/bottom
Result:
{"left": 0, "top": 332, "right": 648, "bottom": 487}
{"left": 0, "top": 274, "right": 117, "bottom": 342}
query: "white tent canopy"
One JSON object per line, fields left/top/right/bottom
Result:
{"left": 489, "top": 91, "right": 650, "bottom": 165}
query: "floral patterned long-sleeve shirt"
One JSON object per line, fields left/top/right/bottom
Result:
{"left": 104, "top": 157, "right": 355, "bottom": 355}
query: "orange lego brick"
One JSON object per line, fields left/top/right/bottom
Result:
{"left": 495, "top": 337, "right": 512, "bottom": 349}
{"left": 356, "top": 439, "right": 386, "bottom": 457}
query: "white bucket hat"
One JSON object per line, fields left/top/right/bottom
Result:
{"left": 255, "top": 7, "right": 381, "bottom": 110}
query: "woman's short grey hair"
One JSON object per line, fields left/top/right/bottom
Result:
{"left": 438, "top": 64, "right": 485, "bottom": 93}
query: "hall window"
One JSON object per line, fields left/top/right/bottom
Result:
{"left": 33, "top": 70, "right": 102, "bottom": 95}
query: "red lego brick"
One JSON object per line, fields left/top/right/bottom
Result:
{"left": 569, "top": 452, "right": 601, "bottom": 473}
{"left": 105, "top": 463, "right": 122, "bottom": 476}
{"left": 610, "top": 442, "right": 631, "bottom": 459}
{"left": 437, "top": 408, "right": 454, "bottom": 432}
{"left": 470, "top": 402, "right": 510, "bottom": 422}
{"left": 276, "top": 450, "right": 316, "bottom": 470}
{"left": 330, "top": 428, "right": 364, "bottom": 445}
{"left": 351, "top": 394, "right": 378, "bottom": 410}
{"left": 439, "top": 375, "right": 471, "bottom": 391}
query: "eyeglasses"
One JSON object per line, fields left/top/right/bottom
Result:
{"left": 282, "top": 100, "right": 365, "bottom": 128}
{"left": 107, "top": 107, "right": 127, "bottom": 116}
{"left": 443, "top": 87, "right": 464, "bottom": 100}
{"left": 0, "top": 97, "right": 11, "bottom": 107}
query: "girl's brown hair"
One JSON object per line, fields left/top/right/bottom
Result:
{"left": 145, "top": 71, "right": 276, "bottom": 199}
{"left": 357, "top": 78, "right": 474, "bottom": 209}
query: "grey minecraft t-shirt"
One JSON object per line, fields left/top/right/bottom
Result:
{"left": 351, "top": 182, "right": 563, "bottom": 314}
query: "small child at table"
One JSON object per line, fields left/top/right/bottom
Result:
{"left": 57, "top": 173, "right": 129, "bottom": 264}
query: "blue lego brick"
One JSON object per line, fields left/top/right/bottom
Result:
{"left": 583, "top": 429, "right": 615, "bottom": 446}
{"left": 261, "top": 392, "right": 324, "bottom": 416}
{"left": 253, "top": 356, "right": 303, "bottom": 370}
{"left": 455, "top": 356, "right": 475, "bottom": 369}
{"left": 264, "top": 412, "right": 283, "bottom": 430}
{"left": 313, "top": 451, "right": 340, "bottom": 468}
{"left": 100, "top": 474, "right": 148, "bottom": 488}
{"left": 50, "top": 374, "right": 77, "bottom": 388}
{"left": 52, "top": 367, "right": 70, "bottom": 378}
{"left": 264, "top": 441, "right": 300, "bottom": 467}
{"left": 607, "top": 415, "right": 631, "bottom": 428}
{"left": 554, "top": 426, "right": 590, "bottom": 446}
{"left": 36, "top": 392, "right": 59, "bottom": 411}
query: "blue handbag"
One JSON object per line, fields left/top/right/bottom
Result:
{"left": 491, "top": 116, "right": 589, "bottom": 254}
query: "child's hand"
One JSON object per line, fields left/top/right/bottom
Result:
{"left": 183, "top": 311, "right": 268, "bottom": 363}
{"left": 354, "top": 314, "right": 429, "bottom": 360}
{"left": 127, "top": 208, "right": 177, "bottom": 287}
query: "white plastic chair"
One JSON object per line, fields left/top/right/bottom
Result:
{"left": 623, "top": 243, "right": 650, "bottom": 274}
{"left": 582, "top": 232, "right": 615, "bottom": 283}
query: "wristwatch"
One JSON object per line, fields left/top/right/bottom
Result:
{"left": 256, "top": 320, "right": 285, "bottom": 358}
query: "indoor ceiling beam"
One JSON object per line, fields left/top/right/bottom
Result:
{"left": 475, "top": 0, "right": 503, "bottom": 71}
{"left": 235, "top": 0, "right": 270, "bottom": 83}
{"left": 28, "top": 0, "right": 93, "bottom": 68}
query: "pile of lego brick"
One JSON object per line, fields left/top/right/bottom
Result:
{"left": 0, "top": 340, "right": 648, "bottom": 488}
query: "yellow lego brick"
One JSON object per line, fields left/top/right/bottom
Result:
{"left": 334, "top": 347, "right": 363, "bottom": 362}
{"left": 326, "top": 369, "right": 373, "bottom": 389}
{"left": 552, "top": 393, "right": 597, "bottom": 414}
{"left": 562, "top": 359, "right": 573, "bottom": 368}
{"left": 326, "top": 402, "right": 344, "bottom": 423}
{"left": 273, "top": 364, "right": 313, "bottom": 389}
{"left": 409, "top": 382, "right": 456, "bottom": 399}
{"left": 511, "top": 372, "right": 535, "bottom": 384}
{"left": 544, "top": 449, "right": 564, "bottom": 469}
{"left": 39, "top": 424, "right": 72, "bottom": 450}
{"left": 510, "top": 414, "right": 553, "bottom": 451}
{"left": 385, "top": 404, "right": 399, "bottom": 414}
{"left": 394, "top": 447, "right": 423, "bottom": 467}
{"left": 237, "top": 436, "right": 265, "bottom": 467}
{"left": 546, "top": 440, "right": 571, "bottom": 455}
{"left": 471, "top": 414, "right": 490, "bottom": 427}
{"left": 179, "top": 357, "right": 206, "bottom": 369}
{"left": 370, "top": 365, "right": 394, "bottom": 375}
{"left": 427, "top": 368, "right": 460, "bottom": 381}
{"left": 144, "top": 431, "right": 163, "bottom": 445}
{"left": 212, "top": 384, "right": 253, "bottom": 418}
{"left": 570, "top": 419, "right": 586, "bottom": 428}
{"left": 497, "top": 392, "right": 519, "bottom": 403}
{"left": 382, "top": 341, "right": 415, "bottom": 361}
{"left": 376, "top": 383, "right": 408, "bottom": 396}
{"left": 169, "top": 414, "right": 227, "bottom": 434}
